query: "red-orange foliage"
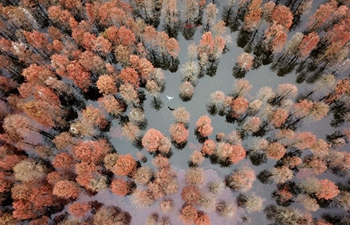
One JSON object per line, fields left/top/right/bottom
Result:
{"left": 327, "top": 23, "right": 350, "bottom": 47}
{"left": 59, "top": 0, "right": 82, "bottom": 10}
{"left": 105, "top": 26, "right": 120, "bottom": 45}
{"left": 0, "top": 171, "right": 12, "bottom": 193}
{"left": 71, "top": 23, "right": 90, "bottom": 45}
{"left": 47, "top": 26, "right": 63, "bottom": 41}
{"left": 74, "top": 139, "right": 111, "bottom": 164}
{"left": 143, "top": 26, "right": 158, "bottom": 47}
{"left": 75, "top": 173, "right": 93, "bottom": 189}
{"left": 0, "top": 154, "right": 24, "bottom": 171}
{"left": 270, "top": 108, "right": 289, "bottom": 128}
{"left": 299, "top": 32, "right": 319, "bottom": 58}
{"left": 23, "top": 31, "right": 52, "bottom": 53}
{"left": 85, "top": 3, "right": 99, "bottom": 22}
{"left": 293, "top": 132, "right": 317, "bottom": 150}
{"left": 169, "top": 123, "right": 189, "bottom": 144}
{"left": 75, "top": 161, "right": 99, "bottom": 175}
{"left": 243, "top": 116, "right": 261, "bottom": 132}
{"left": 2, "top": 114, "right": 31, "bottom": 143}
{"left": 34, "top": 86, "right": 60, "bottom": 106}
{"left": 328, "top": 78, "right": 350, "bottom": 103}
{"left": 98, "top": 1, "right": 133, "bottom": 27}
{"left": 28, "top": 216, "right": 50, "bottom": 225}
{"left": 12, "top": 200, "right": 37, "bottom": 220}
{"left": 216, "top": 142, "right": 234, "bottom": 161}
{"left": 48, "top": 6, "right": 72, "bottom": 30}
{"left": 142, "top": 128, "right": 165, "bottom": 152}
{"left": 96, "top": 75, "right": 118, "bottom": 95}
{"left": 198, "top": 32, "right": 226, "bottom": 60}
{"left": 264, "top": 22, "right": 287, "bottom": 52}
{"left": 53, "top": 180, "right": 80, "bottom": 199}
{"left": 110, "top": 179, "right": 130, "bottom": 196}
{"left": 98, "top": 95, "right": 126, "bottom": 116}
{"left": 18, "top": 82, "right": 33, "bottom": 99}
{"left": 179, "top": 204, "right": 198, "bottom": 225}
{"left": 51, "top": 54, "right": 70, "bottom": 77}
{"left": 78, "top": 51, "right": 105, "bottom": 73}
{"left": 308, "top": 0, "right": 336, "bottom": 31}
{"left": 118, "top": 67, "right": 139, "bottom": 89}
{"left": 22, "top": 100, "right": 59, "bottom": 128}
{"left": 22, "top": 64, "right": 55, "bottom": 85}
{"left": 315, "top": 220, "right": 333, "bottom": 225}
{"left": 66, "top": 60, "right": 91, "bottom": 92}
{"left": 181, "top": 186, "right": 201, "bottom": 204}
{"left": 46, "top": 171, "right": 69, "bottom": 185}
{"left": 117, "top": 26, "right": 136, "bottom": 46}
{"left": 196, "top": 115, "right": 213, "bottom": 137}
{"left": 201, "top": 139, "right": 216, "bottom": 156}
{"left": 52, "top": 152, "right": 74, "bottom": 171}
{"left": 166, "top": 38, "right": 180, "bottom": 57}
{"left": 266, "top": 142, "right": 286, "bottom": 160}
{"left": 316, "top": 179, "right": 339, "bottom": 200}
{"left": 231, "top": 97, "right": 249, "bottom": 115}
{"left": 81, "top": 32, "right": 96, "bottom": 51}
{"left": 243, "top": 0, "right": 262, "bottom": 31}
{"left": 226, "top": 167, "right": 255, "bottom": 192}
{"left": 92, "top": 36, "right": 112, "bottom": 56}
{"left": 68, "top": 18, "right": 78, "bottom": 31}
{"left": 230, "top": 145, "right": 246, "bottom": 164}
{"left": 68, "top": 202, "right": 91, "bottom": 218}
{"left": 195, "top": 213, "right": 211, "bottom": 225}
{"left": 52, "top": 40, "right": 64, "bottom": 52}
{"left": 271, "top": 5, "right": 293, "bottom": 30}
{"left": 129, "top": 55, "right": 154, "bottom": 81}
{"left": 293, "top": 99, "right": 313, "bottom": 118}
{"left": 28, "top": 184, "right": 56, "bottom": 209}
{"left": 12, "top": 183, "right": 55, "bottom": 215}
{"left": 276, "top": 185, "right": 293, "bottom": 204}
{"left": 0, "top": 76, "right": 17, "bottom": 93}
{"left": 82, "top": 105, "right": 109, "bottom": 129}
{"left": 111, "top": 179, "right": 130, "bottom": 196}
{"left": 113, "top": 154, "right": 137, "bottom": 176}
{"left": 0, "top": 37, "right": 12, "bottom": 53}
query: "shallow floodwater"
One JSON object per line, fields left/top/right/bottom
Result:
{"left": 82, "top": 2, "right": 350, "bottom": 224}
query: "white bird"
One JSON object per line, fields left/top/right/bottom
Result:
{"left": 166, "top": 95, "right": 174, "bottom": 100}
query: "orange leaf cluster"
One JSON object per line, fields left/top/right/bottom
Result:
{"left": 113, "top": 154, "right": 137, "bottom": 176}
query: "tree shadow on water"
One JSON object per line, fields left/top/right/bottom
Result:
{"left": 150, "top": 96, "right": 163, "bottom": 110}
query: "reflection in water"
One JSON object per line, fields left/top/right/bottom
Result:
{"left": 150, "top": 96, "right": 164, "bottom": 110}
